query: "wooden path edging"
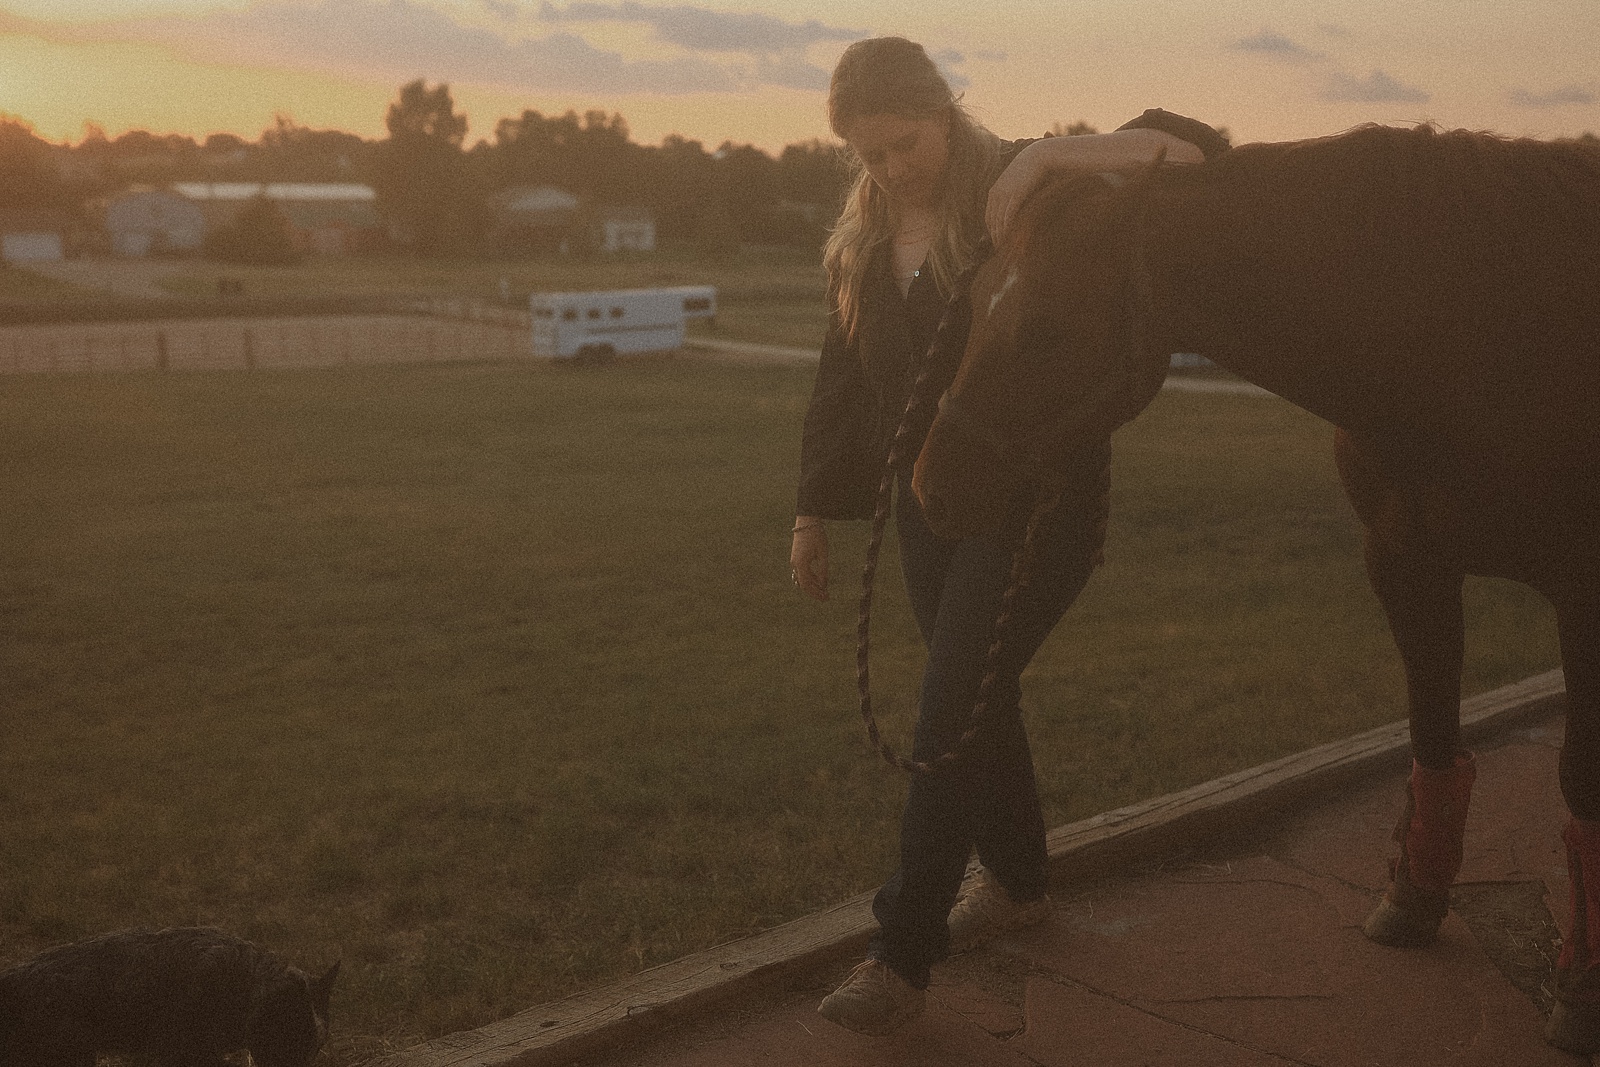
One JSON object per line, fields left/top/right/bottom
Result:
{"left": 376, "top": 668, "right": 1566, "bottom": 1067}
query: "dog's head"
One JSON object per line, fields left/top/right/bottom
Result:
{"left": 248, "top": 960, "right": 340, "bottom": 1067}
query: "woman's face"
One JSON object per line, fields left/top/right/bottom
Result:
{"left": 843, "top": 111, "right": 951, "bottom": 210}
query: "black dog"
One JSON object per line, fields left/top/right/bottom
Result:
{"left": 0, "top": 926, "right": 338, "bottom": 1067}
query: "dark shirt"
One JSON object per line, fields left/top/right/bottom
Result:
{"left": 796, "top": 109, "right": 1230, "bottom": 520}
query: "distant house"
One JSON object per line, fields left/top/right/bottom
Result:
{"left": 171, "top": 182, "right": 382, "bottom": 255}
{"left": 0, "top": 214, "right": 66, "bottom": 263}
{"left": 596, "top": 206, "right": 656, "bottom": 253}
{"left": 1, "top": 232, "right": 62, "bottom": 263}
{"left": 486, "top": 188, "right": 657, "bottom": 256}
{"left": 488, "top": 185, "right": 580, "bottom": 255}
{"left": 102, "top": 189, "right": 205, "bottom": 256}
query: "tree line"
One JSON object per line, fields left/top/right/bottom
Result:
{"left": 1, "top": 79, "right": 853, "bottom": 259}
{"left": 14, "top": 82, "right": 1591, "bottom": 262}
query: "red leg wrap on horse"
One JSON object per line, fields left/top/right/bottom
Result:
{"left": 1558, "top": 817, "right": 1600, "bottom": 984}
{"left": 1401, "top": 754, "right": 1476, "bottom": 893}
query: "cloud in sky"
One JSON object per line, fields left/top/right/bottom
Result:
{"left": 2, "top": 0, "right": 868, "bottom": 96}
{"left": 929, "top": 48, "right": 971, "bottom": 92}
{"left": 1226, "top": 26, "right": 1437, "bottom": 111}
{"left": 1508, "top": 85, "right": 1596, "bottom": 109}
{"left": 536, "top": 2, "right": 860, "bottom": 54}
{"left": 1322, "top": 69, "right": 1429, "bottom": 104}
{"left": 533, "top": 1, "right": 868, "bottom": 91}
{"left": 751, "top": 51, "right": 831, "bottom": 92}
{"left": 1230, "top": 29, "right": 1323, "bottom": 62}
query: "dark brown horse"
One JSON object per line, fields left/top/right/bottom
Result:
{"left": 911, "top": 124, "right": 1600, "bottom": 1051}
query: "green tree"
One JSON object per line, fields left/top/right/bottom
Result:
{"left": 776, "top": 139, "right": 848, "bottom": 212}
{"left": 1047, "top": 120, "right": 1099, "bottom": 136}
{"left": 372, "top": 80, "right": 483, "bottom": 256}
{"left": 0, "top": 118, "right": 74, "bottom": 216}
{"left": 204, "top": 195, "right": 302, "bottom": 265}
{"left": 640, "top": 134, "right": 718, "bottom": 252}
{"left": 772, "top": 139, "right": 848, "bottom": 246}
{"left": 254, "top": 114, "right": 373, "bottom": 182}
{"left": 477, "top": 108, "right": 643, "bottom": 206}
{"left": 713, "top": 141, "right": 777, "bottom": 242}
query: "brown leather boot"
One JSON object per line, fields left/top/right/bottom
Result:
{"left": 1363, "top": 753, "right": 1476, "bottom": 947}
{"left": 1548, "top": 818, "right": 1600, "bottom": 1054}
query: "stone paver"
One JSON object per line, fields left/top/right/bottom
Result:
{"left": 1020, "top": 976, "right": 1297, "bottom": 1066}
{"left": 593, "top": 714, "right": 1592, "bottom": 1067}
{"left": 601, "top": 986, "right": 1039, "bottom": 1067}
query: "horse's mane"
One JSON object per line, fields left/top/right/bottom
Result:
{"left": 1004, "top": 170, "right": 1141, "bottom": 270}
{"left": 1173, "top": 123, "right": 1600, "bottom": 242}
{"left": 1156, "top": 124, "right": 1600, "bottom": 466}
{"left": 1008, "top": 124, "right": 1600, "bottom": 272}
{"left": 984, "top": 124, "right": 1600, "bottom": 482}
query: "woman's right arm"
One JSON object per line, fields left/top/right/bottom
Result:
{"left": 987, "top": 110, "right": 1230, "bottom": 243}
{"left": 986, "top": 128, "right": 1205, "bottom": 242}
{"left": 793, "top": 313, "right": 875, "bottom": 600}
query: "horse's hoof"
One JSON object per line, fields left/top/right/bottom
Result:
{"left": 1362, "top": 894, "right": 1443, "bottom": 947}
{"left": 1547, "top": 999, "right": 1600, "bottom": 1055}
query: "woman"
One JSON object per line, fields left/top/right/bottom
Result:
{"left": 791, "top": 37, "right": 1229, "bottom": 1035}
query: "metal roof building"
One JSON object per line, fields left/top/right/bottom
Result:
{"left": 171, "top": 182, "right": 381, "bottom": 255}
{"left": 102, "top": 189, "right": 205, "bottom": 257}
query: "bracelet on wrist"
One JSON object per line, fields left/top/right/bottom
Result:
{"left": 792, "top": 520, "right": 824, "bottom": 533}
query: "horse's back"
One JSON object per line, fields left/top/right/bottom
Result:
{"left": 1176, "top": 126, "right": 1600, "bottom": 472}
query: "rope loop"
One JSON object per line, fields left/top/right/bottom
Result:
{"left": 853, "top": 255, "right": 1061, "bottom": 775}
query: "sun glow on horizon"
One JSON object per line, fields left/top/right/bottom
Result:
{"left": 0, "top": 33, "right": 390, "bottom": 144}
{"left": 0, "top": 32, "right": 836, "bottom": 151}
{"left": 2, "top": 1, "right": 1597, "bottom": 151}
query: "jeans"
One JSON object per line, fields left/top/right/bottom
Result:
{"left": 870, "top": 460, "right": 1106, "bottom": 988}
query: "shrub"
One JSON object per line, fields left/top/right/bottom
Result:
{"left": 205, "top": 195, "right": 303, "bottom": 266}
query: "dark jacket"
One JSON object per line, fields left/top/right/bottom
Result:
{"left": 796, "top": 109, "right": 1230, "bottom": 520}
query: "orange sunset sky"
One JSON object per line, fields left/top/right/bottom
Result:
{"left": 2, "top": 0, "right": 1596, "bottom": 152}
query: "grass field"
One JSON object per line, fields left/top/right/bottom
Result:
{"left": 2, "top": 247, "right": 831, "bottom": 349}
{"left": 164, "top": 249, "right": 829, "bottom": 347}
{"left": 0, "top": 354, "right": 1560, "bottom": 1060}
{"left": 0, "top": 263, "right": 80, "bottom": 298}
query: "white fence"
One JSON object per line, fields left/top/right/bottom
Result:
{"left": 0, "top": 314, "right": 533, "bottom": 375}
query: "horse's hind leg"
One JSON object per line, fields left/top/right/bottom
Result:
{"left": 1335, "top": 432, "right": 1475, "bottom": 947}
{"left": 1546, "top": 597, "right": 1600, "bottom": 1053}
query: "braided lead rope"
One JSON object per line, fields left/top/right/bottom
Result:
{"left": 852, "top": 254, "right": 1064, "bottom": 773}
{"left": 856, "top": 464, "right": 1061, "bottom": 774}
{"left": 958, "top": 487, "right": 1062, "bottom": 761}
{"left": 855, "top": 354, "right": 945, "bottom": 773}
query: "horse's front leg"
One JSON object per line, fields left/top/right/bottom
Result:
{"left": 1362, "top": 535, "right": 1474, "bottom": 946}
{"left": 1360, "top": 535, "right": 1473, "bottom": 946}
{"left": 1546, "top": 594, "right": 1600, "bottom": 1052}
{"left": 1335, "top": 432, "right": 1473, "bottom": 947}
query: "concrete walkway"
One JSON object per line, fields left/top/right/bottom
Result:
{"left": 588, "top": 692, "right": 1584, "bottom": 1066}
{"left": 378, "top": 672, "right": 1583, "bottom": 1067}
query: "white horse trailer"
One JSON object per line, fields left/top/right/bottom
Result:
{"left": 529, "top": 285, "right": 716, "bottom": 359}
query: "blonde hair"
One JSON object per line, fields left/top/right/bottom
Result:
{"left": 824, "top": 37, "right": 1000, "bottom": 342}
